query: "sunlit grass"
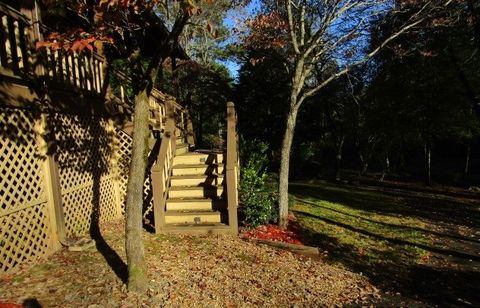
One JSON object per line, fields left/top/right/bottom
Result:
{"left": 290, "top": 181, "right": 431, "bottom": 278}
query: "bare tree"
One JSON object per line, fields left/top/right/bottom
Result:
{"left": 273, "top": 0, "right": 441, "bottom": 227}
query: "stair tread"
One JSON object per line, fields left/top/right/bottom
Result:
{"left": 172, "top": 163, "right": 224, "bottom": 168}
{"left": 169, "top": 185, "right": 223, "bottom": 190}
{"left": 176, "top": 151, "right": 223, "bottom": 156}
{"left": 165, "top": 210, "right": 221, "bottom": 215}
{"left": 163, "top": 223, "right": 229, "bottom": 227}
{"left": 171, "top": 174, "right": 224, "bottom": 179}
{"left": 167, "top": 197, "right": 226, "bottom": 203}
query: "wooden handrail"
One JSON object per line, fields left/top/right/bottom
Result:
{"left": 0, "top": 2, "right": 31, "bottom": 25}
{"left": 225, "top": 101, "right": 239, "bottom": 234}
{"left": 151, "top": 100, "right": 177, "bottom": 234}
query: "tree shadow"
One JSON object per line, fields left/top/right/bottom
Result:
{"left": 296, "top": 215, "right": 480, "bottom": 307}
{"left": 290, "top": 181, "right": 480, "bottom": 229}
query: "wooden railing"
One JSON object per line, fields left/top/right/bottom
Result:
{"left": 151, "top": 100, "right": 177, "bottom": 233}
{"left": 0, "top": 2, "right": 194, "bottom": 136}
{"left": 0, "top": 2, "right": 31, "bottom": 74}
{"left": 225, "top": 101, "right": 239, "bottom": 233}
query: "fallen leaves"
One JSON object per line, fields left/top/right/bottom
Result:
{"left": 0, "top": 220, "right": 383, "bottom": 307}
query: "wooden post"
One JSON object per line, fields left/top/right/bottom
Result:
{"left": 36, "top": 113, "right": 67, "bottom": 250}
{"left": 151, "top": 100, "right": 175, "bottom": 234}
{"left": 226, "top": 101, "right": 239, "bottom": 234}
{"left": 185, "top": 106, "right": 195, "bottom": 148}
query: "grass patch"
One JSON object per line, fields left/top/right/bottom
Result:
{"left": 290, "top": 181, "right": 432, "bottom": 288}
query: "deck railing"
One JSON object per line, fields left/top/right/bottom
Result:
{"left": 0, "top": 2, "right": 197, "bottom": 136}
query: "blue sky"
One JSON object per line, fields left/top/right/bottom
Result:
{"left": 219, "top": 0, "right": 261, "bottom": 80}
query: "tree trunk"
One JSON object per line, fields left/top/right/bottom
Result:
{"left": 278, "top": 107, "right": 298, "bottom": 228}
{"left": 125, "top": 88, "right": 150, "bottom": 293}
{"left": 464, "top": 140, "right": 471, "bottom": 187}
{"left": 380, "top": 156, "right": 390, "bottom": 182}
{"left": 424, "top": 140, "right": 432, "bottom": 186}
{"left": 335, "top": 136, "right": 344, "bottom": 181}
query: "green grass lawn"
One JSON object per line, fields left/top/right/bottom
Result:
{"left": 290, "top": 179, "right": 480, "bottom": 306}
{"left": 290, "top": 180, "right": 433, "bottom": 290}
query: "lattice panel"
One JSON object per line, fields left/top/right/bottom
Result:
{"left": 116, "top": 129, "right": 132, "bottom": 214}
{"left": 54, "top": 113, "right": 114, "bottom": 192}
{"left": 62, "top": 177, "right": 118, "bottom": 237}
{"left": 99, "top": 178, "right": 118, "bottom": 222}
{"left": 0, "top": 108, "right": 52, "bottom": 274}
{"left": 115, "top": 129, "right": 154, "bottom": 218}
{"left": 0, "top": 109, "right": 46, "bottom": 213}
{"left": 143, "top": 175, "right": 154, "bottom": 218}
{"left": 54, "top": 113, "right": 119, "bottom": 237}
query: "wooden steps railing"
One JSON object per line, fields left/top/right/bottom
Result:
{"left": 0, "top": 1, "right": 234, "bottom": 236}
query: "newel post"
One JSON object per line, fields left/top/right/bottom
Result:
{"left": 151, "top": 100, "right": 175, "bottom": 234}
{"left": 226, "top": 101, "right": 239, "bottom": 234}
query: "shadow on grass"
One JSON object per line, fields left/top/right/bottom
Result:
{"left": 291, "top": 182, "right": 480, "bottom": 229}
{"left": 296, "top": 213, "right": 480, "bottom": 307}
{"left": 296, "top": 198, "right": 480, "bottom": 245}
{"left": 290, "top": 182, "right": 480, "bottom": 307}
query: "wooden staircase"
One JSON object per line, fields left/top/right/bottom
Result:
{"left": 151, "top": 102, "right": 239, "bottom": 235}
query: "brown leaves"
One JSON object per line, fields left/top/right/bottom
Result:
{"left": 0, "top": 220, "right": 386, "bottom": 307}
{"left": 36, "top": 30, "right": 113, "bottom": 54}
{"left": 241, "top": 11, "right": 288, "bottom": 52}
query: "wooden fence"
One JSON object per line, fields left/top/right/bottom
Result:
{"left": 0, "top": 2, "right": 190, "bottom": 275}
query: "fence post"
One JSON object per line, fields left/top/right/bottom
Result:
{"left": 36, "top": 112, "right": 65, "bottom": 250}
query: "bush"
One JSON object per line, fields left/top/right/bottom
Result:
{"left": 239, "top": 138, "right": 278, "bottom": 227}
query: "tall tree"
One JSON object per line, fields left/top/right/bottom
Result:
{"left": 242, "top": 0, "right": 441, "bottom": 227}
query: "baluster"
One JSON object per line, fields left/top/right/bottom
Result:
{"left": 95, "top": 59, "right": 101, "bottom": 92}
{"left": 92, "top": 57, "right": 97, "bottom": 92}
{"left": 86, "top": 54, "right": 92, "bottom": 91}
{"left": 17, "top": 22, "right": 29, "bottom": 70}
{"left": 73, "top": 54, "right": 80, "bottom": 87}
{"left": 0, "top": 14, "right": 8, "bottom": 67}
{"left": 99, "top": 60, "right": 104, "bottom": 89}
{"left": 67, "top": 53, "right": 74, "bottom": 85}
{"left": 6, "top": 17, "right": 19, "bottom": 71}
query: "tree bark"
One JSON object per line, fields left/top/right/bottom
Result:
{"left": 125, "top": 88, "right": 150, "bottom": 292}
{"left": 278, "top": 106, "right": 298, "bottom": 228}
{"left": 335, "top": 136, "right": 344, "bottom": 181}
{"left": 424, "top": 140, "right": 432, "bottom": 186}
{"left": 464, "top": 140, "right": 471, "bottom": 187}
{"left": 380, "top": 156, "right": 390, "bottom": 182}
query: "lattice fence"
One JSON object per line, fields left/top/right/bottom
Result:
{"left": 0, "top": 108, "right": 128, "bottom": 274}
{"left": 116, "top": 129, "right": 154, "bottom": 219}
{"left": 0, "top": 108, "right": 53, "bottom": 273}
{"left": 53, "top": 113, "right": 121, "bottom": 237}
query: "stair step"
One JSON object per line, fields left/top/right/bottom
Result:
{"left": 170, "top": 174, "right": 224, "bottom": 186}
{"left": 176, "top": 136, "right": 185, "bottom": 145}
{"left": 175, "top": 143, "right": 189, "bottom": 155}
{"left": 166, "top": 198, "right": 226, "bottom": 211}
{"left": 172, "top": 163, "right": 225, "bottom": 176}
{"left": 168, "top": 185, "right": 224, "bottom": 198}
{"left": 165, "top": 210, "right": 221, "bottom": 224}
{"left": 173, "top": 152, "right": 224, "bottom": 165}
{"left": 160, "top": 223, "right": 233, "bottom": 235}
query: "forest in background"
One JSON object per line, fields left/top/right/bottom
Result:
{"left": 158, "top": 0, "right": 480, "bottom": 188}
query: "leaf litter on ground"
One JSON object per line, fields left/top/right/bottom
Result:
{"left": 0, "top": 220, "right": 390, "bottom": 307}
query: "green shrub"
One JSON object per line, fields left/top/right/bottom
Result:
{"left": 239, "top": 138, "right": 279, "bottom": 227}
